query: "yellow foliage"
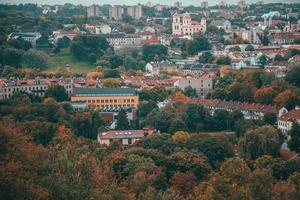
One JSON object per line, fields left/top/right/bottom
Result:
{"left": 172, "top": 131, "right": 191, "bottom": 141}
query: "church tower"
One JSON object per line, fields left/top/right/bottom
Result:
{"left": 172, "top": 12, "right": 181, "bottom": 35}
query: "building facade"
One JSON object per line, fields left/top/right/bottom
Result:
{"left": 278, "top": 106, "right": 300, "bottom": 134}
{"left": 7, "top": 32, "right": 42, "bottom": 47}
{"left": 87, "top": 5, "right": 100, "bottom": 18}
{"left": 174, "top": 75, "right": 213, "bottom": 98}
{"left": 127, "top": 4, "right": 142, "bottom": 19}
{"left": 71, "top": 87, "right": 139, "bottom": 110}
{"left": 0, "top": 78, "right": 73, "bottom": 100}
{"left": 109, "top": 5, "right": 124, "bottom": 20}
{"left": 172, "top": 12, "right": 206, "bottom": 36}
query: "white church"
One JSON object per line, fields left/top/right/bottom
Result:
{"left": 172, "top": 12, "right": 206, "bottom": 36}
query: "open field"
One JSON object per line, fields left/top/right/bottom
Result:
{"left": 46, "top": 48, "right": 95, "bottom": 74}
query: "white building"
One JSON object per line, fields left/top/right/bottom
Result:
{"left": 7, "top": 32, "right": 42, "bottom": 47}
{"left": 278, "top": 106, "right": 300, "bottom": 135}
{"left": 209, "top": 20, "right": 231, "bottom": 31}
{"left": 172, "top": 12, "right": 206, "bottom": 36}
{"left": 145, "top": 61, "right": 177, "bottom": 76}
{"left": 105, "top": 33, "right": 142, "bottom": 46}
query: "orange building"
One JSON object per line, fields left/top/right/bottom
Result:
{"left": 71, "top": 87, "right": 139, "bottom": 109}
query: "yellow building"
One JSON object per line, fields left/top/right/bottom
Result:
{"left": 71, "top": 87, "right": 138, "bottom": 109}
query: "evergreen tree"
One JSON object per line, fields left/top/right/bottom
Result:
{"left": 116, "top": 109, "right": 130, "bottom": 130}
{"left": 288, "top": 122, "right": 300, "bottom": 153}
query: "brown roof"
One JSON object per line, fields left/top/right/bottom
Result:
{"left": 280, "top": 148, "right": 297, "bottom": 160}
{"left": 278, "top": 107, "right": 300, "bottom": 121}
{"left": 191, "top": 99, "right": 280, "bottom": 114}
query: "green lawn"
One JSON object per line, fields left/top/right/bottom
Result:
{"left": 46, "top": 48, "right": 95, "bottom": 74}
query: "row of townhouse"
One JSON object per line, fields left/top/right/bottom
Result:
{"left": 0, "top": 78, "right": 73, "bottom": 100}
{"left": 191, "top": 98, "right": 283, "bottom": 120}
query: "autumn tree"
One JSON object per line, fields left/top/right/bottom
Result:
{"left": 102, "top": 78, "right": 119, "bottom": 88}
{"left": 253, "top": 87, "right": 277, "bottom": 105}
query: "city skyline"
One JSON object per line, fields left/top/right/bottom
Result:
{"left": 0, "top": 0, "right": 299, "bottom": 6}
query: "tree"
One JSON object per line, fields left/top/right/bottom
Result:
{"left": 109, "top": 55, "right": 123, "bottom": 68}
{"left": 238, "top": 125, "right": 282, "bottom": 160}
{"left": 216, "top": 56, "right": 231, "bottom": 65}
{"left": 168, "top": 118, "right": 188, "bottom": 134}
{"left": 142, "top": 44, "right": 167, "bottom": 62}
{"left": 185, "top": 103, "right": 205, "bottom": 132}
{"left": 124, "top": 55, "right": 137, "bottom": 71}
{"left": 249, "top": 169, "right": 273, "bottom": 200}
{"left": 102, "top": 78, "right": 119, "bottom": 88}
{"left": 184, "top": 86, "right": 197, "bottom": 97}
{"left": 57, "top": 36, "right": 71, "bottom": 48}
{"left": 116, "top": 109, "right": 130, "bottom": 130}
{"left": 7, "top": 37, "right": 31, "bottom": 50}
{"left": 198, "top": 52, "right": 213, "bottom": 63}
{"left": 186, "top": 37, "right": 211, "bottom": 56}
{"left": 274, "top": 89, "right": 300, "bottom": 110}
{"left": 170, "top": 172, "right": 196, "bottom": 197}
{"left": 258, "top": 55, "right": 268, "bottom": 68}
{"left": 245, "top": 44, "right": 255, "bottom": 51}
{"left": 21, "top": 49, "right": 49, "bottom": 69}
{"left": 253, "top": 87, "right": 277, "bottom": 105}
{"left": 1, "top": 48, "right": 24, "bottom": 67}
{"left": 288, "top": 122, "right": 300, "bottom": 153}
{"left": 103, "top": 69, "right": 120, "bottom": 78}
{"left": 286, "top": 66, "right": 300, "bottom": 88}
{"left": 45, "top": 85, "right": 69, "bottom": 102}
{"left": 138, "top": 100, "right": 158, "bottom": 118}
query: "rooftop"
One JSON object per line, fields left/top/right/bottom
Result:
{"left": 99, "top": 130, "right": 146, "bottom": 139}
{"left": 278, "top": 107, "right": 300, "bottom": 121}
{"left": 73, "top": 87, "right": 136, "bottom": 97}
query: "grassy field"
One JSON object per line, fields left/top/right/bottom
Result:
{"left": 46, "top": 48, "right": 95, "bottom": 74}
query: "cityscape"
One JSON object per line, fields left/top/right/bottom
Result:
{"left": 0, "top": 0, "right": 300, "bottom": 199}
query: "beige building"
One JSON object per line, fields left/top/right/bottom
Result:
{"left": 0, "top": 78, "right": 73, "bottom": 100}
{"left": 109, "top": 5, "right": 124, "bottom": 20}
{"left": 278, "top": 106, "right": 300, "bottom": 135}
{"left": 97, "top": 129, "right": 155, "bottom": 145}
{"left": 127, "top": 4, "right": 142, "bottom": 19}
{"left": 174, "top": 74, "right": 213, "bottom": 98}
{"left": 87, "top": 5, "right": 100, "bottom": 18}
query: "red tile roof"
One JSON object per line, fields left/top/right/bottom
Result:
{"left": 278, "top": 107, "right": 300, "bottom": 121}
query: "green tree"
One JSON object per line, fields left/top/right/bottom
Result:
{"left": 142, "top": 45, "right": 167, "bottom": 62}
{"left": 245, "top": 44, "right": 255, "bottom": 51}
{"left": 199, "top": 52, "right": 213, "bottom": 63}
{"left": 286, "top": 66, "right": 300, "bottom": 88}
{"left": 258, "top": 55, "right": 269, "bottom": 68}
{"left": 288, "top": 122, "right": 300, "bottom": 153}
{"left": 183, "top": 86, "right": 197, "bottom": 97}
{"left": 186, "top": 37, "right": 211, "bottom": 55}
{"left": 21, "top": 49, "right": 49, "bottom": 69}
{"left": 138, "top": 100, "right": 158, "bottom": 118}
{"left": 124, "top": 55, "right": 137, "bottom": 71}
{"left": 45, "top": 85, "right": 69, "bottom": 102}
{"left": 168, "top": 118, "right": 188, "bottom": 134}
{"left": 238, "top": 125, "right": 282, "bottom": 160}
{"left": 116, "top": 109, "right": 130, "bottom": 130}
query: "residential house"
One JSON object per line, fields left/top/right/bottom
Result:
{"left": 97, "top": 128, "right": 155, "bottom": 145}
{"left": 278, "top": 106, "right": 300, "bottom": 135}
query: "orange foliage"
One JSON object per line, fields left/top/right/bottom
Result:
{"left": 87, "top": 71, "right": 102, "bottom": 79}
{"left": 173, "top": 91, "right": 190, "bottom": 103}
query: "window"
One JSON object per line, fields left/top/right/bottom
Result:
{"left": 128, "top": 138, "right": 132, "bottom": 145}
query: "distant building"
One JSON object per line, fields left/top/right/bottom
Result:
{"left": 127, "top": 4, "right": 142, "bottom": 19}
{"left": 87, "top": 5, "right": 100, "bottom": 18}
{"left": 97, "top": 128, "right": 156, "bottom": 145}
{"left": 174, "top": 74, "right": 213, "bottom": 98}
{"left": 7, "top": 32, "right": 42, "bottom": 47}
{"left": 71, "top": 87, "right": 139, "bottom": 110}
{"left": 109, "top": 5, "right": 124, "bottom": 20}
{"left": 0, "top": 78, "right": 73, "bottom": 100}
{"left": 231, "top": 58, "right": 247, "bottom": 70}
{"left": 269, "top": 32, "right": 295, "bottom": 45}
{"left": 192, "top": 98, "right": 282, "bottom": 120}
{"left": 201, "top": 1, "right": 208, "bottom": 9}
{"left": 145, "top": 61, "right": 177, "bottom": 76}
{"left": 104, "top": 33, "right": 142, "bottom": 46}
{"left": 172, "top": 12, "right": 206, "bottom": 36}
{"left": 278, "top": 106, "right": 300, "bottom": 134}
{"left": 209, "top": 20, "right": 231, "bottom": 31}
